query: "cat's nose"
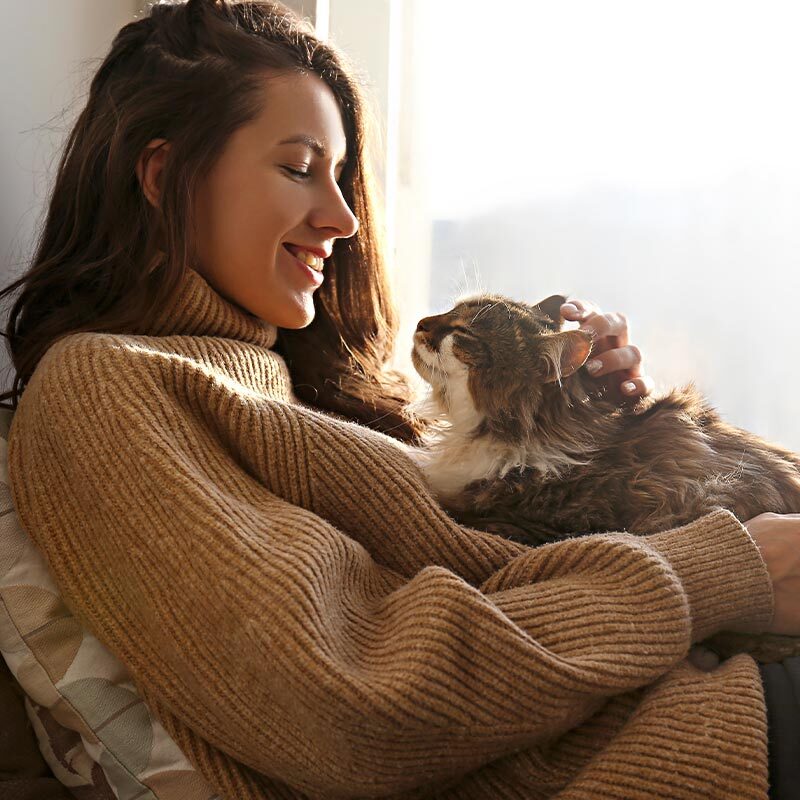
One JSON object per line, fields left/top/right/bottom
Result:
{"left": 416, "top": 317, "right": 435, "bottom": 333}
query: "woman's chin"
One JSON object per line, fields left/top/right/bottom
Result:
{"left": 248, "top": 293, "right": 316, "bottom": 329}
{"left": 278, "top": 315, "right": 315, "bottom": 330}
{"left": 274, "top": 301, "right": 316, "bottom": 329}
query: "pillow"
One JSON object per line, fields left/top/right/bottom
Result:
{"left": 0, "top": 407, "right": 219, "bottom": 800}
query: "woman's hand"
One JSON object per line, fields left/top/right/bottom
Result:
{"left": 560, "top": 297, "right": 655, "bottom": 400}
{"left": 744, "top": 513, "right": 800, "bottom": 636}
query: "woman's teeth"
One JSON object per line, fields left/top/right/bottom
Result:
{"left": 292, "top": 249, "right": 324, "bottom": 272}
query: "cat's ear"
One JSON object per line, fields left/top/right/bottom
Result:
{"left": 539, "top": 330, "right": 593, "bottom": 383}
{"left": 533, "top": 294, "right": 567, "bottom": 327}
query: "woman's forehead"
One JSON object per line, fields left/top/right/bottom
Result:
{"left": 248, "top": 72, "right": 348, "bottom": 161}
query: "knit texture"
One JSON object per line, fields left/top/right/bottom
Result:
{"left": 7, "top": 266, "right": 775, "bottom": 799}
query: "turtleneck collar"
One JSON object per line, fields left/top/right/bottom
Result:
{"left": 148, "top": 266, "right": 278, "bottom": 350}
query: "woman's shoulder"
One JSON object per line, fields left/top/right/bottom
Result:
{"left": 40, "top": 329, "right": 216, "bottom": 363}
{"left": 29, "top": 331, "right": 134, "bottom": 389}
{"left": 27, "top": 329, "right": 296, "bottom": 412}
{"left": 28, "top": 331, "right": 171, "bottom": 398}
{"left": 14, "top": 332, "right": 160, "bottom": 430}
{"left": 38, "top": 328, "right": 282, "bottom": 372}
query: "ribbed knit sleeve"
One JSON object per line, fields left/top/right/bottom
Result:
{"left": 7, "top": 333, "right": 774, "bottom": 800}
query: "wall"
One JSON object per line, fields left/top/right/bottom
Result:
{"left": 0, "top": 0, "right": 139, "bottom": 383}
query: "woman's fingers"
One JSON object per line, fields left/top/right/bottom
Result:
{"left": 560, "top": 298, "right": 599, "bottom": 321}
{"left": 580, "top": 311, "right": 630, "bottom": 351}
{"left": 620, "top": 374, "right": 655, "bottom": 398}
{"left": 559, "top": 298, "right": 653, "bottom": 399}
{"left": 585, "top": 344, "right": 642, "bottom": 376}
{"left": 687, "top": 644, "right": 721, "bottom": 672}
{"left": 586, "top": 349, "right": 654, "bottom": 398}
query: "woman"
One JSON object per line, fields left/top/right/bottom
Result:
{"left": 1, "top": 1, "right": 798, "bottom": 797}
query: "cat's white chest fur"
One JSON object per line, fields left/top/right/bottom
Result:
{"left": 406, "top": 333, "right": 590, "bottom": 500}
{"left": 403, "top": 335, "right": 493, "bottom": 497}
{"left": 409, "top": 432, "right": 526, "bottom": 501}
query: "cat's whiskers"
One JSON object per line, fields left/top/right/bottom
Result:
{"left": 449, "top": 255, "right": 487, "bottom": 309}
{"left": 412, "top": 335, "right": 593, "bottom": 500}
{"left": 470, "top": 300, "right": 497, "bottom": 325}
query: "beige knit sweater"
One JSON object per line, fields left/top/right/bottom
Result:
{"left": 7, "top": 266, "right": 775, "bottom": 799}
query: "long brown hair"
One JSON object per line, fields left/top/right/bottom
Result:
{"left": 0, "top": 0, "right": 427, "bottom": 443}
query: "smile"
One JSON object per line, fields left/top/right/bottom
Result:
{"left": 283, "top": 243, "right": 324, "bottom": 272}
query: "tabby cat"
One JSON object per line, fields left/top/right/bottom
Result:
{"left": 409, "top": 292, "right": 800, "bottom": 663}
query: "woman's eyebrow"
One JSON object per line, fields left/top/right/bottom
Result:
{"left": 277, "top": 134, "right": 348, "bottom": 167}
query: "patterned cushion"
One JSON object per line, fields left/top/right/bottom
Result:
{"left": 0, "top": 407, "right": 219, "bottom": 799}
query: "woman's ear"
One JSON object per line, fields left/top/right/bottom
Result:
{"left": 135, "top": 138, "right": 171, "bottom": 208}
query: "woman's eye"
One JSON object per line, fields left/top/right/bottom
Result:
{"left": 283, "top": 166, "right": 311, "bottom": 180}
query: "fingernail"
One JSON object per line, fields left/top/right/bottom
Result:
{"left": 586, "top": 359, "right": 602, "bottom": 375}
{"left": 622, "top": 381, "right": 636, "bottom": 393}
{"left": 561, "top": 303, "right": 578, "bottom": 316}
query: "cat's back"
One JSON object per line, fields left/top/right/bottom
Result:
{"left": 626, "top": 383, "right": 800, "bottom": 469}
{"left": 608, "top": 383, "right": 722, "bottom": 469}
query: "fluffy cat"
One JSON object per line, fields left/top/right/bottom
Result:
{"left": 409, "top": 292, "right": 800, "bottom": 663}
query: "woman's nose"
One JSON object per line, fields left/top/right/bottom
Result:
{"left": 314, "top": 183, "right": 359, "bottom": 240}
{"left": 334, "top": 202, "right": 359, "bottom": 239}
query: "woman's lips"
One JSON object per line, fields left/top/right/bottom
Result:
{"left": 283, "top": 243, "right": 324, "bottom": 271}
{"left": 283, "top": 244, "right": 324, "bottom": 287}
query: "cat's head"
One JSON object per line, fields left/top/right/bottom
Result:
{"left": 411, "top": 293, "right": 593, "bottom": 440}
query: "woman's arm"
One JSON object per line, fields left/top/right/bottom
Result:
{"left": 6, "top": 333, "right": 775, "bottom": 798}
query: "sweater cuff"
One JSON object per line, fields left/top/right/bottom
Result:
{"left": 644, "top": 508, "right": 774, "bottom": 642}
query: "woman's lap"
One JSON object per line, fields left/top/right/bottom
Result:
{"left": 759, "top": 656, "right": 800, "bottom": 799}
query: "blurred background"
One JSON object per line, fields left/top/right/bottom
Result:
{"left": 3, "top": 1, "right": 800, "bottom": 448}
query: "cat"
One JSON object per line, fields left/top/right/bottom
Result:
{"left": 409, "top": 292, "right": 800, "bottom": 664}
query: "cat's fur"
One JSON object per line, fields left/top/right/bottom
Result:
{"left": 409, "top": 292, "right": 800, "bottom": 663}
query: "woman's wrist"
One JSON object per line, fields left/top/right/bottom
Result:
{"left": 645, "top": 508, "right": 774, "bottom": 643}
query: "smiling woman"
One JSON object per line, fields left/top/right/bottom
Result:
{"left": 0, "top": 0, "right": 418, "bottom": 441}
{"left": 136, "top": 71, "right": 359, "bottom": 330}
{"left": 0, "top": 2, "right": 796, "bottom": 799}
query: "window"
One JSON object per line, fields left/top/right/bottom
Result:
{"left": 387, "top": 0, "right": 800, "bottom": 451}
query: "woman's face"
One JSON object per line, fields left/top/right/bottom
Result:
{"left": 144, "top": 71, "right": 359, "bottom": 329}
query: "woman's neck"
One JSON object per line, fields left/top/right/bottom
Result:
{"left": 147, "top": 266, "right": 278, "bottom": 350}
